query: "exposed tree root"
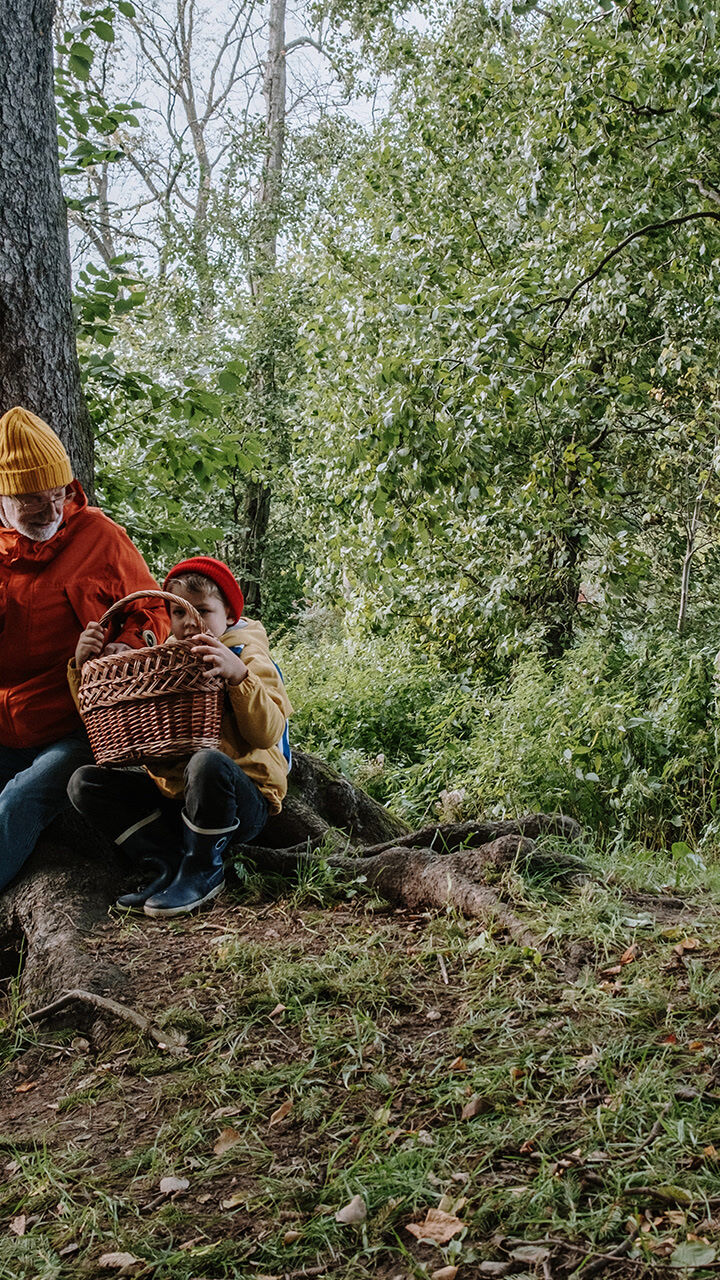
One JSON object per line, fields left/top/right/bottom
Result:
{"left": 25, "top": 988, "right": 187, "bottom": 1053}
{"left": 0, "top": 812, "right": 124, "bottom": 1006}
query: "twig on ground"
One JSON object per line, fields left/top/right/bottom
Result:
{"left": 617, "top": 1099, "right": 673, "bottom": 1164}
{"left": 25, "top": 988, "right": 187, "bottom": 1053}
{"left": 569, "top": 1226, "right": 639, "bottom": 1280}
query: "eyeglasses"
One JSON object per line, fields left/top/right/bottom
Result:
{"left": 7, "top": 487, "right": 68, "bottom": 513}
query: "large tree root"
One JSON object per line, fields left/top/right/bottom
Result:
{"left": 0, "top": 811, "right": 124, "bottom": 1007}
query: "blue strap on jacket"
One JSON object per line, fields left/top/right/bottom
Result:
{"left": 229, "top": 645, "right": 292, "bottom": 772}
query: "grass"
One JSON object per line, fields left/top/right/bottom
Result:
{"left": 2, "top": 842, "right": 720, "bottom": 1278}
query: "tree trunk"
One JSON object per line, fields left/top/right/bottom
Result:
{"left": 240, "top": 0, "right": 288, "bottom": 617}
{"left": 0, "top": 0, "right": 93, "bottom": 493}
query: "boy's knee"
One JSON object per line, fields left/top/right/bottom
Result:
{"left": 185, "top": 748, "right": 233, "bottom": 785}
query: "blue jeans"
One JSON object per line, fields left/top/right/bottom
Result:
{"left": 0, "top": 732, "right": 94, "bottom": 892}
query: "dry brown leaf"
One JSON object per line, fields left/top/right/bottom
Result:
{"left": 406, "top": 1207, "right": 465, "bottom": 1244}
{"left": 269, "top": 1003, "right": 287, "bottom": 1017}
{"left": 619, "top": 944, "right": 639, "bottom": 965}
{"left": 510, "top": 1244, "right": 550, "bottom": 1263}
{"left": 335, "top": 1194, "right": 367, "bottom": 1224}
{"left": 431, "top": 1268, "right": 459, "bottom": 1280}
{"left": 221, "top": 1192, "right": 246, "bottom": 1209}
{"left": 269, "top": 1098, "right": 293, "bottom": 1126}
{"left": 448, "top": 1056, "right": 467, "bottom": 1072}
{"left": 58, "top": 1243, "right": 80, "bottom": 1257}
{"left": 283, "top": 1229, "right": 302, "bottom": 1243}
{"left": 9, "top": 1215, "right": 26, "bottom": 1236}
{"left": 14, "top": 1081, "right": 36, "bottom": 1093}
{"left": 600, "top": 965, "right": 622, "bottom": 977}
{"left": 97, "top": 1253, "right": 139, "bottom": 1272}
{"left": 213, "top": 1126, "right": 241, "bottom": 1155}
{"left": 159, "top": 1176, "right": 189, "bottom": 1195}
{"left": 676, "top": 937, "right": 701, "bottom": 952}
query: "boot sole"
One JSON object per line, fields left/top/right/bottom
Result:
{"left": 143, "top": 882, "right": 224, "bottom": 919}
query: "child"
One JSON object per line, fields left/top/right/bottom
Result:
{"left": 67, "top": 556, "right": 292, "bottom": 918}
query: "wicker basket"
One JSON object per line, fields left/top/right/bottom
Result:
{"left": 78, "top": 590, "right": 224, "bottom": 767}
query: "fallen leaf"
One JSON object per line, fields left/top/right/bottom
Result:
{"left": 221, "top": 1191, "right": 246, "bottom": 1209}
{"left": 269, "top": 1003, "right": 287, "bottom": 1017}
{"left": 335, "top": 1194, "right": 367, "bottom": 1224}
{"left": 4, "top": 1159, "right": 20, "bottom": 1174}
{"left": 431, "top": 1268, "right": 459, "bottom": 1280}
{"left": 97, "top": 1253, "right": 139, "bottom": 1272}
{"left": 675, "top": 937, "right": 701, "bottom": 953}
{"left": 283, "top": 1229, "right": 302, "bottom": 1243}
{"left": 9, "top": 1215, "right": 26, "bottom": 1236}
{"left": 269, "top": 1099, "right": 293, "bottom": 1126}
{"left": 406, "top": 1207, "right": 464, "bottom": 1244}
{"left": 14, "top": 1081, "right": 37, "bottom": 1093}
{"left": 510, "top": 1244, "right": 551, "bottom": 1263}
{"left": 213, "top": 1127, "right": 241, "bottom": 1155}
{"left": 479, "top": 1265, "right": 512, "bottom": 1277}
{"left": 670, "top": 1241, "right": 716, "bottom": 1267}
{"left": 448, "top": 1056, "right": 467, "bottom": 1071}
{"left": 688, "top": 1041, "right": 705, "bottom": 1052}
{"left": 600, "top": 965, "right": 623, "bottom": 977}
{"left": 178, "top": 1237, "right": 204, "bottom": 1250}
{"left": 59, "top": 1242, "right": 80, "bottom": 1256}
{"left": 619, "top": 944, "right": 639, "bottom": 965}
{"left": 461, "top": 1094, "right": 490, "bottom": 1120}
{"left": 159, "top": 1176, "right": 189, "bottom": 1195}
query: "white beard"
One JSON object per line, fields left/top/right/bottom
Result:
{"left": 1, "top": 508, "right": 64, "bottom": 542}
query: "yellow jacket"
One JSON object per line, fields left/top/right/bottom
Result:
{"left": 69, "top": 618, "right": 292, "bottom": 813}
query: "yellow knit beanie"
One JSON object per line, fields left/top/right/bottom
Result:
{"left": 0, "top": 407, "right": 73, "bottom": 495}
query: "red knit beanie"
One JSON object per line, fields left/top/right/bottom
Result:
{"left": 163, "top": 556, "right": 245, "bottom": 623}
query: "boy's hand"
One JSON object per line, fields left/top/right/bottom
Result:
{"left": 191, "top": 633, "right": 249, "bottom": 685}
{"left": 75, "top": 621, "right": 106, "bottom": 668}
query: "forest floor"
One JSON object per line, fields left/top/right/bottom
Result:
{"left": 2, "top": 854, "right": 720, "bottom": 1280}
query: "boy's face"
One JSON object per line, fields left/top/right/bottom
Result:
{"left": 168, "top": 585, "right": 234, "bottom": 640}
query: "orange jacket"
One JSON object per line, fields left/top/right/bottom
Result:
{"left": 0, "top": 482, "right": 169, "bottom": 749}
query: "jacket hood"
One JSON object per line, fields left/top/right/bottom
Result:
{"left": 0, "top": 480, "right": 89, "bottom": 568}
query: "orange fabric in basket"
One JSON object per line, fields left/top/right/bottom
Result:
{"left": 0, "top": 482, "right": 169, "bottom": 749}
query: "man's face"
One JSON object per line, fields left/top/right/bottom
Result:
{"left": 0, "top": 487, "right": 68, "bottom": 541}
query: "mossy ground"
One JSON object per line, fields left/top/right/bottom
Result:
{"left": 2, "top": 852, "right": 720, "bottom": 1280}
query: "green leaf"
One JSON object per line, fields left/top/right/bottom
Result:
{"left": 670, "top": 1241, "right": 716, "bottom": 1268}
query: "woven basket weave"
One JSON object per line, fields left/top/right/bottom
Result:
{"left": 78, "top": 589, "right": 224, "bottom": 767}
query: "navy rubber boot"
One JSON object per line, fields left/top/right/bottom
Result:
{"left": 116, "top": 857, "right": 178, "bottom": 911}
{"left": 143, "top": 816, "right": 237, "bottom": 919}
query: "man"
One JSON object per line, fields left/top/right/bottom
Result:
{"left": 0, "top": 405, "right": 169, "bottom": 891}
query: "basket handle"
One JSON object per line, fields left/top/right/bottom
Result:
{"left": 97, "top": 589, "right": 204, "bottom": 633}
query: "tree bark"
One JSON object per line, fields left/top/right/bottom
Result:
{"left": 0, "top": 0, "right": 93, "bottom": 493}
{"left": 240, "top": 0, "right": 288, "bottom": 617}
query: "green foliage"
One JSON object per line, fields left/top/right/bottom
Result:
{"left": 282, "top": 617, "right": 720, "bottom": 847}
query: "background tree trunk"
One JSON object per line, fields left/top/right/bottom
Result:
{"left": 240, "top": 0, "right": 287, "bottom": 616}
{"left": 0, "top": 0, "right": 93, "bottom": 493}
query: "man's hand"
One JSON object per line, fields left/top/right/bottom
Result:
{"left": 191, "top": 633, "right": 249, "bottom": 685}
{"left": 75, "top": 621, "right": 106, "bottom": 668}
